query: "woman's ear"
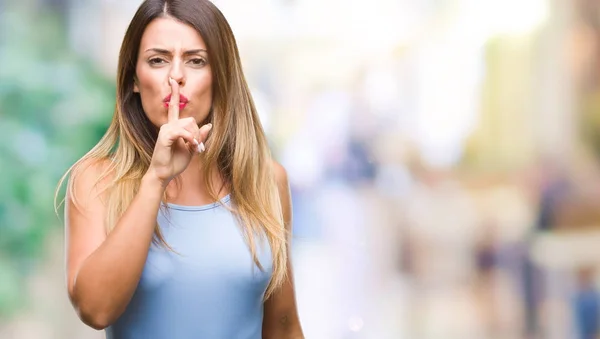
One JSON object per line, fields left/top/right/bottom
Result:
{"left": 133, "top": 75, "right": 140, "bottom": 93}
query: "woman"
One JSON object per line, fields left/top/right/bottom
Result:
{"left": 56, "top": 0, "right": 304, "bottom": 338}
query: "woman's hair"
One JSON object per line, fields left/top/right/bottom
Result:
{"left": 55, "top": 0, "right": 287, "bottom": 299}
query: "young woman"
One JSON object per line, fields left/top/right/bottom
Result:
{"left": 57, "top": 1, "right": 304, "bottom": 338}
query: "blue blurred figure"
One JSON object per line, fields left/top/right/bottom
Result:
{"left": 573, "top": 267, "right": 600, "bottom": 339}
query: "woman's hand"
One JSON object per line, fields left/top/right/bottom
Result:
{"left": 147, "top": 77, "right": 212, "bottom": 186}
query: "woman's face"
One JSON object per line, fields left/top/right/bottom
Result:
{"left": 134, "top": 17, "right": 213, "bottom": 127}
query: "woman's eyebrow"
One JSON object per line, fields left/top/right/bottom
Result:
{"left": 144, "top": 48, "right": 208, "bottom": 56}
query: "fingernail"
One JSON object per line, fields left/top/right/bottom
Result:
{"left": 207, "top": 123, "right": 213, "bottom": 129}
{"left": 193, "top": 138, "right": 199, "bottom": 145}
{"left": 169, "top": 77, "right": 174, "bottom": 84}
{"left": 197, "top": 142, "right": 205, "bottom": 153}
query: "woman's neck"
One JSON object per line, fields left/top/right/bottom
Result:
{"left": 165, "top": 157, "right": 227, "bottom": 206}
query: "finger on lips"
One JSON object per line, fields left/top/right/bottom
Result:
{"left": 168, "top": 77, "right": 208, "bottom": 155}
{"left": 168, "top": 77, "right": 180, "bottom": 122}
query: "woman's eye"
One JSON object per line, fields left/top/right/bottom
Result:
{"left": 189, "top": 58, "right": 206, "bottom": 66}
{"left": 149, "top": 58, "right": 166, "bottom": 65}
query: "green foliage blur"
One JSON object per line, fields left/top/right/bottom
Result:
{"left": 0, "top": 3, "right": 115, "bottom": 318}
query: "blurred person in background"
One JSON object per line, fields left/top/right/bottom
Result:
{"left": 573, "top": 267, "right": 600, "bottom": 339}
{"left": 523, "top": 160, "right": 570, "bottom": 338}
{"left": 55, "top": 1, "right": 303, "bottom": 338}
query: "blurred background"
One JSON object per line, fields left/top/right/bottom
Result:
{"left": 4, "top": 0, "right": 600, "bottom": 338}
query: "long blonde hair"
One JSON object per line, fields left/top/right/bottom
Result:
{"left": 55, "top": 0, "right": 287, "bottom": 299}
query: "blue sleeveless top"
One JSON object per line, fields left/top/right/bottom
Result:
{"left": 106, "top": 195, "right": 273, "bottom": 339}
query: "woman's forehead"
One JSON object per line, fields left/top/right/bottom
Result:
{"left": 139, "top": 17, "right": 206, "bottom": 51}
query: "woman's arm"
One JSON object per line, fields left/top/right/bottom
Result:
{"left": 65, "top": 159, "right": 165, "bottom": 330}
{"left": 262, "top": 161, "right": 304, "bottom": 339}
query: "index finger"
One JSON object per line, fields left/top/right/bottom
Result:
{"left": 168, "top": 77, "right": 180, "bottom": 122}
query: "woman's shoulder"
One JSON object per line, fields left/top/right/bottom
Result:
{"left": 270, "top": 160, "right": 288, "bottom": 189}
{"left": 70, "top": 156, "right": 115, "bottom": 194}
{"left": 72, "top": 156, "right": 113, "bottom": 178}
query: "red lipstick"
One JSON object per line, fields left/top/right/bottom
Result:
{"left": 163, "top": 94, "right": 189, "bottom": 110}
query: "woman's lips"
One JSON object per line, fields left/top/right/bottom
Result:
{"left": 163, "top": 94, "right": 189, "bottom": 110}
{"left": 163, "top": 102, "right": 187, "bottom": 110}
